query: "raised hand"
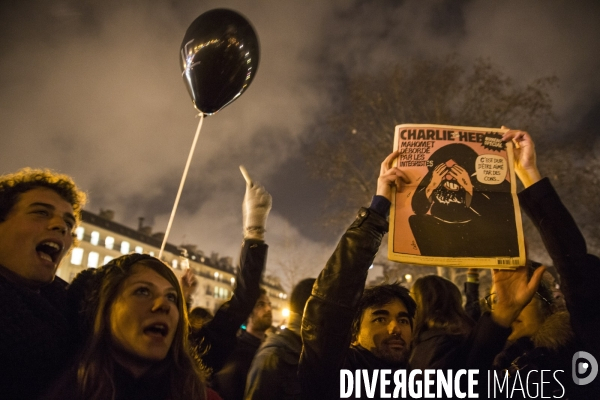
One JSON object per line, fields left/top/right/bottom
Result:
{"left": 376, "top": 151, "right": 410, "bottom": 201}
{"left": 491, "top": 265, "right": 546, "bottom": 327}
{"left": 501, "top": 127, "right": 542, "bottom": 188}
{"left": 448, "top": 164, "right": 474, "bottom": 196}
{"left": 425, "top": 163, "right": 447, "bottom": 200}
{"left": 181, "top": 267, "right": 199, "bottom": 304}
{"left": 240, "top": 165, "right": 272, "bottom": 240}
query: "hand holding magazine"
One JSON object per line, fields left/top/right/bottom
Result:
{"left": 388, "top": 124, "right": 526, "bottom": 268}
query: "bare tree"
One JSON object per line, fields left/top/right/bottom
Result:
{"left": 306, "top": 55, "right": 558, "bottom": 282}
{"left": 272, "top": 220, "right": 316, "bottom": 293}
{"left": 308, "top": 55, "right": 557, "bottom": 228}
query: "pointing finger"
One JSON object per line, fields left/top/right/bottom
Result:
{"left": 239, "top": 165, "right": 253, "bottom": 186}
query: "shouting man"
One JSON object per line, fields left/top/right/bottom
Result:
{"left": 0, "top": 168, "right": 86, "bottom": 399}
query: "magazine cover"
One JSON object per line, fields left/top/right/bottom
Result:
{"left": 388, "top": 124, "right": 526, "bottom": 268}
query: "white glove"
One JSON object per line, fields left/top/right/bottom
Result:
{"left": 240, "top": 166, "right": 272, "bottom": 240}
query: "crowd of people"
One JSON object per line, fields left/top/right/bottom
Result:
{"left": 0, "top": 129, "right": 597, "bottom": 399}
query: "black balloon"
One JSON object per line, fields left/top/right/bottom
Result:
{"left": 180, "top": 9, "right": 260, "bottom": 115}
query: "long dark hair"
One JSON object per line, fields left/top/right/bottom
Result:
{"left": 412, "top": 274, "right": 474, "bottom": 343}
{"left": 69, "top": 254, "right": 206, "bottom": 400}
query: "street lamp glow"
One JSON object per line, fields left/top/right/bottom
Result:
{"left": 282, "top": 308, "right": 290, "bottom": 318}
{"left": 405, "top": 274, "right": 413, "bottom": 282}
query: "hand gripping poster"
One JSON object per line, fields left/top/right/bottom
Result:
{"left": 388, "top": 124, "right": 526, "bottom": 268}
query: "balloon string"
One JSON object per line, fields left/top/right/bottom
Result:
{"left": 159, "top": 113, "right": 204, "bottom": 259}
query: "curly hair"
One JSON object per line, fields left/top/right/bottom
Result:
{"left": 351, "top": 283, "right": 416, "bottom": 342}
{"left": 0, "top": 168, "right": 86, "bottom": 223}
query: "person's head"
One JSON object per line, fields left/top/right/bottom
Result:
{"left": 289, "top": 278, "right": 316, "bottom": 315}
{"left": 351, "top": 283, "right": 416, "bottom": 366}
{"left": 411, "top": 274, "right": 474, "bottom": 341}
{"left": 427, "top": 144, "right": 478, "bottom": 204}
{"left": 0, "top": 168, "right": 86, "bottom": 284}
{"left": 69, "top": 254, "right": 205, "bottom": 399}
{"left": 485, "top": 261, "right": 554, "bottom": 342}
{"left": 247, "top": 289, "right": 272, "bottom": 334}
{"left": 508, "top": 262, "right": 554, "bottom": 342}
{"left": 189, "top": 307, "right": 213, "bottom": 333}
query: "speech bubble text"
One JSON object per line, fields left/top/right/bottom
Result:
{"left": 476, "top": 155, "right": 506, "bottom": 184}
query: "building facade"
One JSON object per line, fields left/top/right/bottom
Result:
{"left": 57, "top": 209, "right": 288, "bottom": 325}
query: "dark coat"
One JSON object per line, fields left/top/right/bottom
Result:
{"left": 245, "top": 328, "right": 302, "bottom": 400}
{"left": 194, "top": 239, "right": 268, "bottom": 375}
{"left": 0, "top": 271, "right": 73, "bottom": 400}
{"left": 213, "top": 330, "right": 262, "bottom": 400}
{"left": 42, "top": 361, "right": 172, "bottom": 400}
{"left": 489, "top": 178, "right": 600, "bottom": 399}
{"left": 299, "top": 206, "right": 399, "bottom": 400}
{"left": 299, "top": 205, "right": 512, "bottom": 400}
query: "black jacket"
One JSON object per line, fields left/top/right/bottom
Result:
{"left": 299, "top": 207, "right": 391, "bottom": 400}
{"left": 213, "top": 330, "right": 262, "bottom": 400}
{"left": 245, "top": 327, "right": 303, "bottom": 400}
{"left": 0, "top": 271, "right": 72, "bottom": 400}
{"left": 298, "top": 201, "right": 522, "bottom": 400}
{"left": 194, "top": 239, "right": 268, "bottom": 375}
{"left": 490, "top": 178, "right": 600, "bottom": 399}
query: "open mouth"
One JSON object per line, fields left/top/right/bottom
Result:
{"left": 443, "top": 180, "right": 460, "bottom": 191}
{"left": 144, "top": 323, "right": 169, "bottom": 337}
{"left": 36, "top": 240, "right": 63, "bottom": 263}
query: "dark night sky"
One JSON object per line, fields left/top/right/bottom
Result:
{"left": 1, "top": 0, "right": 599, "bottom": 285}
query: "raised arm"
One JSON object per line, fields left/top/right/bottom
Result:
{"left": 193, "top": 167, "right": 271, "bottom": 373}
{"left": 299, "top": 151, "right": 409, "bottom": 399}
{"left": 504, "top": 128, "right": 600, "bottom": 359}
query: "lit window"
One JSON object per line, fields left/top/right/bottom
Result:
{"left": 90, "top": 231, "right": 100, "bottom": 246}
{"left": 219, "top": 287, "right": 224, "bottom": 298}
{"left": 214, "top": 286, "right": 218, "bottom": 298}
{"left": 105, "top": 236, "right": 114, "bottom": 250}
{"left": 75, "top": 227, "right": 84, "bottom": 241}
{"left": 134, "top": 246, "right": 143, "bottom": 254}
{"left": 87, "top": 252, "right": 99, "bottom": 268}
{"left": 120, "top": 241, "right": 130, "bottom": 254}
{"left": 172, "top": 259, "right": 178, "bottom": 269}
{"left": 71, "top": 248, "right": 84, "bottom": 265}
{"left": 103, "top": 255, "right": 114, "bottom": 265}
{"left": 180, "top": 258, "right": 189, "bottom": 269}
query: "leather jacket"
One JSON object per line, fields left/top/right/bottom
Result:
{"left": 194, "top": 239, "right": 268, "bottom": 374}
{"left": 299, "top": 207, "right": 389, "bottom": 400}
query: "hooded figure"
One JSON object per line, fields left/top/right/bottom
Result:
{"left": 409, "top": 143, "right": 519, "bottom": 257}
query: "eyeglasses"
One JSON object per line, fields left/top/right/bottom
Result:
{"left": 484, "top": 292, "right": 551, "bottom": 311}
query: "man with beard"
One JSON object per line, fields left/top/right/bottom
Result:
{"left": 213, "top": 289, "right": 273, "bottom": 400}
{"left": 298, "top": 152, "right": 416, "bottom": 400}
{"left": 351, "top": 284, "right": 415, "bottom": 365}
{"left": 409, "top": 143, "right": 519, "bottom": 257}
{"left": 299, "top": 151, "right": 543, "bottom": 399}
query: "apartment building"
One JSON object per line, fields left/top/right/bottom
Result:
{"left": 57, "top": 209, "right": 288, "bottom": 325}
